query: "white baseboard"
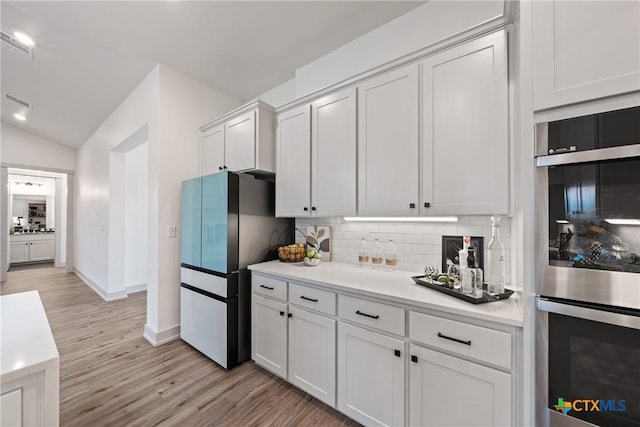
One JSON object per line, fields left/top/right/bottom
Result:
{"left": 74, "top": 268, "right": 127, "bottom": 301}
{"left": 143, "top": 323, "right": 180, "bottom": 347}
{"left": 126, "top": 283, "right": 147, "bottom": 294}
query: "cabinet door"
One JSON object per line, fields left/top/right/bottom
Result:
{"left": 180, "top": 177, "right": 202, "bottom": 267}
{"left": 276, "top": 105, "right": 311, "bottom": 217}
{"left": 288, "top": 306, "right": 336, "bottom": 406}
{"left": 225, "top": 111, "right": 256, "bottom": 172}
{"left": 29, "top": 240, "right": 55, "bottom": 261}
{"left": 533, "top": 0, "right": 640, "bottom": 110}
{"left": 200, "top": 125, "right": 225, "bottom": 175}
{"left": 10, "top": 241, "right": 30, "bottom": 263}
{"left": 409, "top": 344, "right": 511, "bottom": 427}
{"left": 252, "top": 294, "right": 288, "bottom": 378}
{"left": 311, "top": 87, "right": 357, "bottom": 216}
{"left": 338, "top": 322, "right": 405, "bottom": 427}
{"left": 358, "top": 64, "right": 419, "bottom": 216}
{"left": 421, "top": 30, "right": 509, "bottom": 216}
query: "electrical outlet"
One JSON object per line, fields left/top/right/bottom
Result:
{"left": 167, "top": 225, "right": 177, "bottom": 238}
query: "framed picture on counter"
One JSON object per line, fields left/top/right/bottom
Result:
{"left": 441, "top": 235, "right": 484, "bottom": 273}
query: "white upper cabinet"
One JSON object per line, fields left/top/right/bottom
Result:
{"left": 225, "top": 110, "right": 256, "bottom": 172}
{"left": 358, "top": 64, "right": 420, "bottom": 216}
{"left": 533, "top": 0, "right": 640, "bottom": 110}
{"left": 276, "top": 87, "right": 357, "bottom": 218}
{"left": 199, "top": 101, "right": 275, "bottom": 175}
{"left": 311, "top": 87, "right": 357, "bottom": 217}
{"left": 276, "top": 105, "right": 311, "bottom": 217}
{"left": 421, "top": 30, "right": 509, "bottom": 215}
{"left": 200, "top": 125, "right": 225, "bottom": 175}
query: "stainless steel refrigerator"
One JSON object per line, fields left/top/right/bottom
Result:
{"left": 180, "top": 171, "right": 291, "bottom": 369}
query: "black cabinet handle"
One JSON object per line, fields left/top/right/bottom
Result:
{"left": 279, "top": 311, "right": 285, "bottom": 316}
{"left": 260, "top": 285, "right": 274, "bottom": 290}
{"left": 356, "top": 310, "right": 380, "bottom": 320}
{"left": 287, "top": 313, "right": 293, "bottom": 318}
{"left": 394, "top": 349, "right": 401, "bottom": 357}
{"left": 424, "top": 202, "right": 430, "bottom": 208}
{"left": 219, "top": 166, "right": 223, "bottom": 170}
{"left": 223, "top": 166, "right": 228, "bottom": 169}
{"left": 437, "top": 332, "right": 471, "bottom": 346}
{"left": 303, "top": 207, "right": 309, "bottom": 211}
{"left": 300, "top": 296, "right": 318, "bottom": 302}
{"left": 30, "top": 242, "right": 33, "bottom": 245}
{"left": 411, "top": 355, "right": 418, "bottom": 363}
{"left": 311, "top": 207, "right": 317, "bottom": 211}
{"left": 409, "top": 203, "right": 416, "bottom": 208}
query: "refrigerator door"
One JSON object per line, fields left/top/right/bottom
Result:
{"left": 180, "top": 177, "right": 202, "bottom": 267}
{"left": 180, "top": 284, "right": 238, "bottom": 369}
{"left": 202, "top": 172, "right": 232, "bottom": 273}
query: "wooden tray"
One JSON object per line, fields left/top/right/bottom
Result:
{"left": 411, "top": 275, "right": 514, "bottom": 304}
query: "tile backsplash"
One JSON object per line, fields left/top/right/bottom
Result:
{"left": 295, "top": 216, "right": 512, "bottom": 284}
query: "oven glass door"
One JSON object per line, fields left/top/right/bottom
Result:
{"left": 548, "top": 157, "right": 640, "bottom": 273}
{"left": 548, "top": 311, "right": 640, "bottom": 426}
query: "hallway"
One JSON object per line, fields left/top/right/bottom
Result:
{"left": 1, "top": 268, "right": 357, "bottom": 426}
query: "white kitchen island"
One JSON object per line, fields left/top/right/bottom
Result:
{"left": 1, "top": 291, "right": 59, "bottom": 426}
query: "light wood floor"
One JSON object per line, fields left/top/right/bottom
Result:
{"left": 1, "top": 267, "right": 360, "bottom": 426}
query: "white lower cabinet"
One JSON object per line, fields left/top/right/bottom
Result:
{"left": 409, "top": 343, "right": 512, "bottom": 427}
{"left": 288, "top": 306, "right": 336, "bottom": 406}
{"left": 337, "top": 322, "right": 405, "bottom": 427}
{"left": 251, "top": 294, "right": 288, "bottom": 378}
{"left": 9, "top": 235, "right": 55, "bottom": 263}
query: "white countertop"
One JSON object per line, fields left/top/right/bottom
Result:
{"left": 1, "top": 290, "right": 59, "bottom": 382}
{"left": 248, "top": 261, "right": 523, "bottom": 327}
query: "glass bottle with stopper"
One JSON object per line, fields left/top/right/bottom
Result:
{"left": 487, "top": 216, "right": 506, "bottom": 294}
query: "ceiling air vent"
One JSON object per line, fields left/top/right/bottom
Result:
{"left": 5, "top": 93, "right": 32, "bottom": 109}
{"left": 1, "top": 31, "right": 32, "bottom": 56}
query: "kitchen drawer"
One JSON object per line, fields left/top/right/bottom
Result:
{"left": 252, "top": 274, "right": 287, "bottom": 301}
{"left": 338, "top": 295, "right": 405, "bottom": 336}
{"left": 289, "top": 282, "right": 336, "bottom": 316}
{"left": 409, "top": 311, "right": 512, "bottom": 369}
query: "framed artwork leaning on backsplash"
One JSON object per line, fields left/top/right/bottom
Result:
{"left": 442, "top": 235, "right": 484, "bottom": 273}
{"left": 306, "top": 225, "right": 331, "bottom": 261}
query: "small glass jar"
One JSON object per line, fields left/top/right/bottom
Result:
{"left": 385, "top": 240, "right": 397, "bottom": 270}
{"left": 358, "top": 238, "right": 369, "bottom": 267}
{"left": 371, "top": 239, "right": 383, "bottom": 268}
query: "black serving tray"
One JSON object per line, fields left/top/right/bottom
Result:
{"left": 411, "top": 275, "right": 514, "bottom": 305}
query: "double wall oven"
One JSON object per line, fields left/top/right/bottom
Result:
{"left": 535, "top": 105, "right": 640, "bottom": 427}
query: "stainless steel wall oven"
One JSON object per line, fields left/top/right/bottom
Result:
{"left": 535, "top": 105, "right": 640, "bottom": 426}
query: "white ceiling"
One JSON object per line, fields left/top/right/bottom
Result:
{"left": 1, "top": 1, "right": 424, "bottom": 149}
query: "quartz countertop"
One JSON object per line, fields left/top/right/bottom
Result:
{"left": 1, "top": 290, "right": 59, "bottom": 382}
{"left": 248, "top": 261, "right": 523, "bottom": 327}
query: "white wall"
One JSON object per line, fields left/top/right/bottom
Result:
{"left": 294, "top": 0, "right": 505, "bottom": 98}
{"left": 75, "top": 65, "right": 160, "bottom": 299}
{"left": 1, "top": 123, "right": 76, "bottom": 172}
{"left": 124, "top": 142, "right": 148, "bottom": 290}
{"left": 145, "top": 64, "right": 241, "bottom": 344}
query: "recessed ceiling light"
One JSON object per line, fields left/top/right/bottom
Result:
{"left": 13, "top": 31, "right": 35, "bottom": 47}
{"left": 14, "top": 113, "right": 26, "bottom": 121}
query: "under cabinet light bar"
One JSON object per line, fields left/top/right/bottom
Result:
{"left": 556, "top": 220, "right": 570, "bottom": 224}
{"left": 605, "top": 219, "right": 640, "bottom": 226}
{"left": 344, "top": 216, "right": 458, "bottom": 223}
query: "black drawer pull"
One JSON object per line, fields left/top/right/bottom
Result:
{"left": 288, "top": 313, "right": 293, "bottom": 318}
{"left": 411, "top": 355, "right": 418, "bottom": 363}
{"left": 279, "top": 311, "right": 285, "bottom": 316}
{"left": 394, "top": 349, "right": 401, "bottom": 357}
{"left": 260, "top": 285, "right": 274, "bottom": 290}
{"left": 424, "top": 202, "right": 430, "bottom": 208}
{"left": 300, "top": 296, "right": 318, "bottom": 302}
{"left": 437, "top": 332, "right": 471, "bottom": 346}
{"left": 303, "top": 207, "right": 309, "bottom": 211}
{"left": 409, "top": 203, "right": 416, "bottom": 208}
{"left": 356, "top": 310, "right": 380, "bottom": 320}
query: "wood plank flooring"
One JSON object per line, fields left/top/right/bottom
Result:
{"left": 1, "top": 267, "right": 360, "bottom": 426}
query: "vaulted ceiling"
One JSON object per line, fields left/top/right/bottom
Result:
{"left": 1, "top": 1, "right": 424, "bottom": 149}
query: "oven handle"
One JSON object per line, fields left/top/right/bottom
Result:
{"left": 535, "top": 144, "right": 640, "bottom": 167}
{"left": 537, "top": 297, "right": 640, "bottom": 330}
